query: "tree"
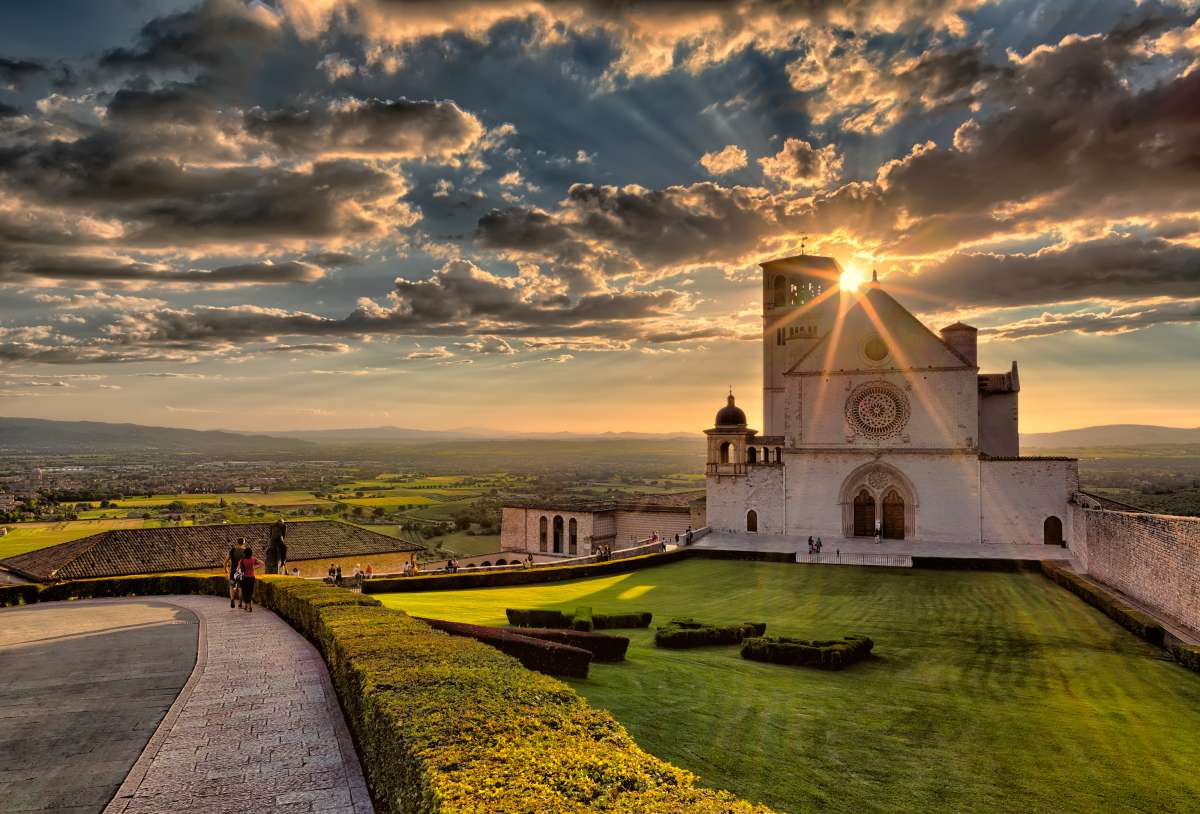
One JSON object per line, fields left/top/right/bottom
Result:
{"left": 352, "top": 506, "right": 365, "bottom": 517}
{"left": 373, "top": 507, "right": 385, "bottom": 518}
{"left": 454, "top": 516, "right": 472, "bottom": 531}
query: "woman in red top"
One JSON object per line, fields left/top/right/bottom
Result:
{"left": 238, "top": 545, "right": 264, "bottom": 612}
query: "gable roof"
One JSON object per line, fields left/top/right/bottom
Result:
{"left": 0, "top": 520, "right": 423, "bottom": 582}
{"left": 786, "top": 285, "right": 975, "bottom": 375}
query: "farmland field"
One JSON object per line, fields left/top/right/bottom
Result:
{"left": 377, "top": 559, "right": 1200, "bottom": 814}
{"left": 0, "top": 518, "right": 164, "bottom": 558}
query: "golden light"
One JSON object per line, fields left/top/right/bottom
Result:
{"left": 839, "top": 266, "right": 866, "bottom": 291}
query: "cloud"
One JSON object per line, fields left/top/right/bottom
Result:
{"left": 758, "top": 138, "right": 842, "bottom": 190}
{"left": 243, "top": 97, "right": 484, "bottom": 160}
{"left": 5, "top": 257, "right": 328, "bottom": 286}
{"left": 983, "top": 298, "right": 1200, "bottom": 340}
{"left": 0, "top": 57, "right": 47, "bottom": 90}
{"left": 454, "top": 335, "right": 516, "bottom": 354}
{"left": 895, "top": 235, "right": 1200, "bottom": 310}
{"left": 404, "top": 346, "right": 455, "bottom": 360}
{"left": 699, "top": 145, "right": 748, "bottom": 175}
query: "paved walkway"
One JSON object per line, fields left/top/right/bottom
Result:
{"left": 0, "top": 600, "right": 198, "bottom": 814}
{"left": 697, "top": 530, "right": 1075, "bottom": 561}
{"left": 106, "top": 596, "right": 373, "bottom": 814}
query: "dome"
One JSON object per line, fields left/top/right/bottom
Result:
{"left": 715, "top": 392, "right": 747, "bottom": 427}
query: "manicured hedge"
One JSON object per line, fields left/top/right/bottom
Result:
{"left": 741, "top": 635, "right": 874, "bottom": 670}
{"left": 507, "top": 607, "right": 653, "bottom": 630}
{"left": 509, "top": 627, "right": 630, "bottom": 662}
{"left": 655, "top": 618, "right": 767, "bottom": 649}
{"left": 912, "top": 556, "right": 1047, "bottom": 572}
{"left": 506, "top": 607, "right": 574, "bottom": 628}
{"left": 691, "top": 549, "right": 796, "bottom": 563}
{"left": 11, "top": 573, "right": 774, "bottom": 814}
{"left": 363, "top": 547, "right": 691, "bottom": 593}
{"left": 1041, "top": 563, "right": 1165, "bottom": 646}
{"left": 417, "top": 617, "right": 592, "bottom": 678}
{"left": 1170, "top": 643, "right": 1200, "bottom": 674}
{"left": 594, "top": 611, "right": 653, "bottom": 629}
{"left": 572, "top": 606, "right": 594, "bottom": 632}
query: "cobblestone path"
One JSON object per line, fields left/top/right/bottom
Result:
{"left": 105, "top": 596, "right": 373, "bottom": 814}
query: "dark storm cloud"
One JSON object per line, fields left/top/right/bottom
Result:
{"left": 0, "top": 57, "right": 46, "bottom": 89}
{"left": 105, "top": 81, "right": 220, "bottom": 124}
{"left": 0, "top": 103, "right": 20, "bottom": 118}
{"left": 242, "top": 97, "right": 484, "bottom": 159}
{"left": 98, "top": 0, "right": 279, "bottom": 75}
{"left": 896, "top": 236, "right": 1200, "bottom": 309}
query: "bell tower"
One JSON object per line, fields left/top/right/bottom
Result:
{"left": 761, "top": 253, "right": 843, "bottom": 435}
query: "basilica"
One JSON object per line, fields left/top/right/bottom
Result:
{"left": 705, "top": 254, "right": 1079, "bottom": 546}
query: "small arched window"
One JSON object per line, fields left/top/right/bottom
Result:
{"left": 538, "top": 515, "right": 548, "bottom": 552}
{"left": 568, "top": 517, "right": 578, "bottom": 554}
{"left": 553, "top": 515, "right": 564, "bottom": 554}
{"left": 774, "top": 447, "right": 782, "bottom": 463}
{"left": 719, "top": 441, "right": 732, "bottom": 464}
{"left": 746, "top": 510, "right": 758, "bottom": 533}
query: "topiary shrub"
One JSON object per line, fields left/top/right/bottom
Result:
{"left": 506, "top": 607, "right": 573, "bottom": 628}
{"left": 572, "top": 606, "right": 594, "bottom": 632}
{"left": 1171, "top": 643, "right": 1200, "bottom": 674}
{"left": 741, "top": 635, "right": 874, "bottom": 670}
{"left": 506, "top": 627, "right": 630, "bottom": 662}
{"left": 1041, "top": 563, "right": 1166, "bottom": 646}
{"left": 593, "top": 611, "right": 653, "bottom": 629}
{"left": 654, "top": 618, "right": 766, "bottom": 648}
{"left": 417, "top": 617, "right": 592, "bottom": 678}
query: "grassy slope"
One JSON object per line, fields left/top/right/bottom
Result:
{"left": 377, "top": 560, "right": 1200, "bottom": 814}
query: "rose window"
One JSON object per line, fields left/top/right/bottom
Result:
{"left": 845, "top": 382, "right": 910, "bottom": 439}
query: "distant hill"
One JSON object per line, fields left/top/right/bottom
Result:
{"left": 1022, "top": 425, "right": 1200, "bottom": 449}
{"left": 263, "top": 426, "right": 698, "bottom": 443}
{"left": 0, "top": 417, "right": 314, "bottom": 454}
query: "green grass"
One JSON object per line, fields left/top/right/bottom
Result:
{"left": 376, "top": 560, "right": 1200, "bottom": 814}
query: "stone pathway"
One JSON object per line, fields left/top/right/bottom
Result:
{"left": 697, "top": 530, "right": 1074, "bottom": 561}
{"left": 105, "top": 596, "right": 373, "bottom": 814}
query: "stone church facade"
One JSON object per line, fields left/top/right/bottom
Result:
{"left": 706, "top": 254, "right": 1078, "bottom": 545}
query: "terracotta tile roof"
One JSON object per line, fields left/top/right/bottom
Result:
{"left": 0, "top": 520, "right": 423, "bottom": 582}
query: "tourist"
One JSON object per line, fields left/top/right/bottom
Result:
{"left": 364, "top": 564, "right": 373, "bottom": 580}
{"left": 874, "top": 520, "right": 882, "bottom": 545}
{"left": 403, "top": 561, "right": 413, "bottom": 577}
{"left": 808, "top": 535, "right": 814, "bottom": 550}
{"left": 334, "top": 565, "right": 343, "bottom": 587}
{"left": 266, "top": 517, "right": 287, "bottom": 575}
{"left": 225, "top": 540, "right": 244, "bottom": 608}
{"left": 238, "top": 545, "right": 264, "bottom": 613}
{"left": 327, "top": 563, "right": 336, "bottom": 583}
{"left": 685, "top": 526, "right": 693, "bottom": 546}
{"left": 816, "top": 538, "right": 823, "bottom": 553}
{"left": 412, "top": 561, "right": 421, "bottom": 575}
{"left": 291, "top": 567, "right": 300, "bottom": 578}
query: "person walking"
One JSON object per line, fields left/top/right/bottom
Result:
{"left": 237, "top": 544, "right": 264, "bottom": 613}
{"left": 266, "top": 517, "right": 287, "bottom": 575}
{"left": 225, "top": 540, "right": 243, "bottom": 609}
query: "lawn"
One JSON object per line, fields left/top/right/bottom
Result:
{"left": 376, "top": 560, "right": 1200, "bottom": 814}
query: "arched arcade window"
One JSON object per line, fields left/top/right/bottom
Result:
{"left": 538, "top": 515, "right": 548, "bottom": 552}
{"left": 552, "top": 515, "right": 564, "bottom": 554}
{"left": 719, "top": 442, "right": 732, "bottom": 464}
{"left": 774, "top": 447, "right": 782, "bottom": 463}
{"left": 747, "top": 447, "right": 758, "bottom": 464}
{"left": 568, "top": 518, "right": 578, "bottom": 554}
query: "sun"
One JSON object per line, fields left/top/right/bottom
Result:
{"left": 839, "top": 266, "right": 866, "bottom": 291}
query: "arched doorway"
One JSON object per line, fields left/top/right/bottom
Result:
{"left": 747, "top": 447, "right": 757, "bottom": 464}
{"left": 538, "top": 515, "right": 548, "bottom": 552}
{"left": 719, "top": 442, "right": 732, "bottom": 464}
{"left": 552, "top": 515, "right": 564, "bottom": 553}
{"left": 746, "top": 510, "right": 758, "bottom": 533}
{"left": 1044, "top": 516, "right": 1063, "bottom": 546}
{"left": 882, "top": 489, "right": 905, "bottom": 540}
{"left": 852, "top": 490, "right": 875, "bottom": 537}
{"left": 568, "top": 518, "right": 578, "bottom": 554}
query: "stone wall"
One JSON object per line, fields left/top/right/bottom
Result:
{"left": 1074, "top": 508, "right": 1200, "bottom": 632}
{"left": 979, "top": 458, "right": 1078, "bottom": 545}
{"left": 500, "top": 507, "right": 599, "bottom": 556}
{"left": 613, "top": 508, "right": 694, "bottom": 547}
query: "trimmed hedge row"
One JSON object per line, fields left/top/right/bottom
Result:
{"left": 0, "top": 584, "right": 40, "bottom": 607}
{"left": 6, "top": 573, "right": 774, "bottom": 814}
{"left": 654, "top": 618, "right": 767, "bottom": 649}
{"left": 1041, "top": 563, "right": 1165, "bottom": 646}
{"left": 572, "top": 606, "right": 594, "bottom": 632}
{"left": 507, "top": 607, "right": 654, "bottom": 630}
{"left": 740, "top": 635, "right": 874, "bottom": 670}
{"left": 512, "top": 627, "right": 630, "bottom": 662}
{"left": 363, "top": 547, "right": 691, "bottom": 593}
{"left": 1171, "top": 643, "right": 1200, "bottom": 674}
{"left": 912, "top": 556, "right": 1047, "bottom": 572}
{"left": 690, "top": 549, "right": 796, "bottom": 563}
{"left": 417, "top": 617, "right": 593, "bottom": 678}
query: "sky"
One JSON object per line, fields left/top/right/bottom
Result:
{"left": 0, "top": 0, "right": 1198, "bottom": 434}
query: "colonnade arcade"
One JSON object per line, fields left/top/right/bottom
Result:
{"left": 537, "top": 514, "right": 579, "bottom": 554}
